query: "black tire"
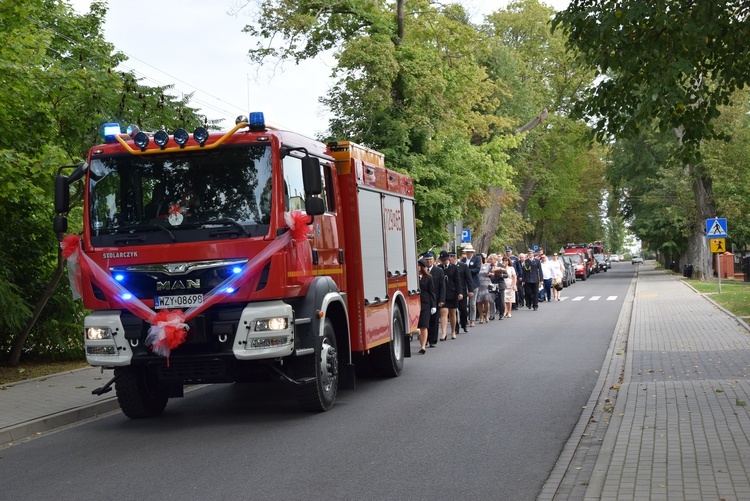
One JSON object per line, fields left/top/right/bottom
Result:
{"left": 372, "top": 306, "right": 405, "bottom": 377}
{"left": 114, "top": 366, "right": 168, "bottom": 418}
{"left": 296, "top": 318, "right": 338, "bottom": 412}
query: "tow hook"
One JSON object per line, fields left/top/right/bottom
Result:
{"left": 91, "top": 371, "right": 121, "bottom": 396}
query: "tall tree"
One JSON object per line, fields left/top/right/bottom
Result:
{"left": 554, "top": 0, "right": 750, "bottom": 277}
{"left": 0, "top": 0, "right": 208, "bottom": 365}
{"left": 239, "top": 0, "right": 518, "bottom": 247}
{"left": 472, "top": 0, "right": 603, "bottom": 253}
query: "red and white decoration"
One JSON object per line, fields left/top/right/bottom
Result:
{"left": 62, "top": 211, "right": 312, "bottom": 361}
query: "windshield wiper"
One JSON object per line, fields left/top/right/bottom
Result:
{"left": 196, "top": 219, "right": 250, "bottom": 236}
{"left": 114, "top": 224, "right": 176, "bottom": 242}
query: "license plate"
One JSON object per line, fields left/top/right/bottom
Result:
{"left": 154, "top": 294, "right": 204, "bottom": 310}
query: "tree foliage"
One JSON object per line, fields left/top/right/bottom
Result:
{"left": 476, "top": 0, "right": 605, "bottom": 252}
{"left": 0, "top": 0, "right": 208, "bottom": 364}
{"left": 553, "top": 0, "right": 750, "bottom": 164}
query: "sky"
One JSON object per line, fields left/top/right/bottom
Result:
{"left": 69, "top": 0, "right": 569, "bottom": 138}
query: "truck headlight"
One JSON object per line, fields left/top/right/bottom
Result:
{"left": 255, "top": 317, "right": 288, "bottom": 332}
{"left": 86, "top": 327, "right": 113, "bottom": 340}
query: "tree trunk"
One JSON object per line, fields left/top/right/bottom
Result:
{"left": 396, "top": 0, "right": 404, "bottom": 46}
{"left": 8, "top": 249, "right": 66, "bottom": 366}
{"left": 475, "top": 186, "right": 506, "bottom": 254}
{"left": 687, "top": 166, "right": 716, "bottom": 279}
{"left": 472, "top": 109, "right": 549, "bottom": 252}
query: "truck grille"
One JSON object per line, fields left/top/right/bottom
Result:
{"left": 91, "top": 259, "right": 270, "bottom": 301}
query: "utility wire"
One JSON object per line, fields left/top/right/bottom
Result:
{"left": 23, "top": 12, "right": 263, "bottom": 125}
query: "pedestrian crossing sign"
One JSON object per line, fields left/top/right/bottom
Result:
{"left": 710, "top": 238, "right": 726, "bottom": 253}
{"left": 705, "top": 218, "right": 727, "bottom": 238}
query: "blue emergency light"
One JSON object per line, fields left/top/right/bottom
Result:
{"left": 102, "top": 123, "right": 121, "bottom": 143}
{"left": 248, "top": 112, "right": 266, "bottom": 131}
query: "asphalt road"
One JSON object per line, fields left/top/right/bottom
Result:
{"left": 0, "top": 263, "right": 634, "bottom": 501}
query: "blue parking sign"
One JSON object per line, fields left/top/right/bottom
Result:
{"left": 461, "top": 229, "right": 471, "bottom": 243}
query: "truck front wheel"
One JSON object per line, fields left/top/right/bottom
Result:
{"left": 114, "top": 366, "right": 168, "bottom": 418}
{"left": 296, "top": 318, "right": 338, "bottom": 411}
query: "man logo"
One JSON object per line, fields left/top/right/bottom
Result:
{"left": 156, "top": 279, "right": 200, "bottom": 291}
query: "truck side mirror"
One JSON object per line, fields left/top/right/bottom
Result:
{"left": 305, "top": 196, "right": 326, "bottom": 216}
{"left": 301, "top": 156, "right": 322, "bottom": 195}
{"left": 53, "top": 215, "right": 68, "bottom": 234}
{"left": 55, "top": 174, "right": 70, "bottom": 214}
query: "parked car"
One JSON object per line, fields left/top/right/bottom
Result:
{"left": 632, "top": 256, "right": 644, "bottom": 265}
{"left": 594, "top": 253, "right": 608, "bottom": 272}
{"left": 560, "top": 255, "right": 576, "bottom": 286}
{"left": 566, "top": 252, "right": 588, "bottom": 280}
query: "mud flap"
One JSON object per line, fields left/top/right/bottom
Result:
{"left": 340, "top": 362, "right": 356, "bottom": 390}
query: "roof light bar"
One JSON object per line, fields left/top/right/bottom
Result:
{"left": 153, "top": 130, "right": 169, "bottom": 149}
{"left": 193, "top": 127, "right": 209, "bottom": 146}
{"left": 173, "top": 128, "right": 189, "bottom": 147}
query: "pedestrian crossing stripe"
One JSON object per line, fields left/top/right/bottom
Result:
{"left": 558, "top": 296, "right": 618, "bottom": 302}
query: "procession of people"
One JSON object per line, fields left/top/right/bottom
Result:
{"left": 417, "top": 244, "right": 565, "bottom": 352}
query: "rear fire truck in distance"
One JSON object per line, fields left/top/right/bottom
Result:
{"left": 54, "top": 113, "right": 420, "bottom": 417}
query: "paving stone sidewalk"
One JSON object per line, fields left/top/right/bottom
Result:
{"left": 541, "top": 264, "right": 750, "bottom": 501}
{"left": 0, "top": 366, "right": 119, "bottom": 444}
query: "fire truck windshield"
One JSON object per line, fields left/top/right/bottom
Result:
{"left": 88, "top": 144, "right": 273, "bottom": 245}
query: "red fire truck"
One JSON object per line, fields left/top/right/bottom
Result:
{"left": 563, "top": 243, "right": 595, "bottom": 279}
{"left": 54, "top": 113, "right": 420, "bottom": 417}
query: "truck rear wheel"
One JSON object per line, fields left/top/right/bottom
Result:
{"left": 114, "top": 366, "right": 168, "bottom": 418}
{"left": 372, "top": 306, "right": 405, "bottom": 377}
{"left": 296, "top": 318, "right": 338, "bottom": 411}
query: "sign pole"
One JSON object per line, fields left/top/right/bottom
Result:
{"left": 718, "top": 254, "right": 722, "bottom": 294}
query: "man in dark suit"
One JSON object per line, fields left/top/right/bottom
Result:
{"left": 452, "top": 252, "right": 471, "bottom": 333}
{"left": 423, "top": 251, "right": 445, "bottom": 347}
{"left": 514, "top": 251, "right": 526, "bottom": 309}
{"left": 439, "top": 250, "right": 461, "bottom": 340}
{"left": 522, "top": 250, "right": 543, "bottom": 310}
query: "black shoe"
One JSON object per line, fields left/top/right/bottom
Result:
{"left": 429, "top": 343, "right": 436, "bottom": 348}
{"left": 489, "top": 315, "right": 494, "bottom": 320}
{"left": 440, "top": 337, "right": 447, "bottom": 342}
{"left": 528, "top": 306, "right": 532, "bottom": 310}
{"left": 463, "top": 328, "right": 468, "bottom": 333}
{"left": 419, "top": 348, "right": 426, "bottom": 354}
{"left": 534, "top": 306, "right": 538, "bottom": 310}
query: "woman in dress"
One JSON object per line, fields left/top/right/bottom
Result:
{"left": 550, "top": 252, "right": 565, "bottom": 301}
{"left": 418, "top": 259, "right": 436, "bottom": 354}
{"left": 476, "top": 255, "right": 493, "bottom": 324}
{"left": 501, "top": 255, "right": 516, "bottom": 318}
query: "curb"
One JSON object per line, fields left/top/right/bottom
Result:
{"left": 0, "top": 398, "right": 119, "bottom": 445}
{"left": 537, "top": 265, "right": 638, "bottom": 500}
